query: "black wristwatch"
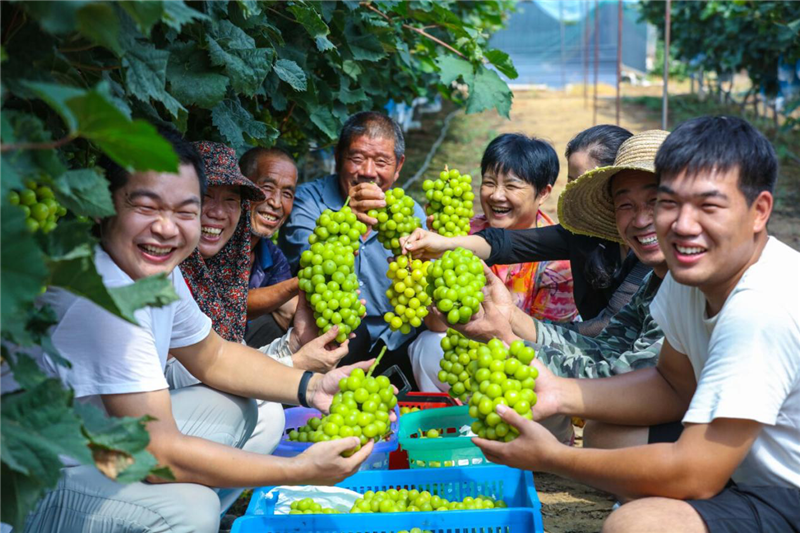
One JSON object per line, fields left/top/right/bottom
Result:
{"left": 297, "top": 370, "right": 314, "bottom": 408}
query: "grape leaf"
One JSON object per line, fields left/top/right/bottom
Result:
{"left": 212, "top": 99, "right": 271, "bottom": 150}
{"left": 120, "top": 1, "right": 164, "bottom": 36}
{"left": 122, "top": 42, "right": 186, "bottom": 119}
{"left": 273, "top": 59, "right": 308, "bottom": 92}
{"left": 75, "top": 3, "right": 122, "bottom": 56}
{"left": 166, "top": 42, "right": 229, "bottom": 109}
{"left": 465, "top": 66, "right": 512, "bottom": 118}
{"left": 484, "top": 49, "right": 519, "bottom": 80}
{"left": 436, "top": 55, "right": 474, "bottom": 85}
{"left": 52, "top": 168, "right": 115, "bottom": 219}
{"left": 161, "top": 1, "right": 208, "bottom": 31}
{"left": 1, "top": 207, "right": 48, "bottom": 342}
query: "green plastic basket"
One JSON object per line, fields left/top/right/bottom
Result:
{"left": 398, "top": 405, "right": 488, "bottom": 468}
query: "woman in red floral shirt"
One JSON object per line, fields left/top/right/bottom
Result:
{"left": 410, "top": 134, "right": 577, "bottom": 391}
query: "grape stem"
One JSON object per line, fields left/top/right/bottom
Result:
{"left": 367, "top": 346, "right": 388, "bottom": 378}
{"left": 344, "top": 196, "right": 351, "bottom": 208}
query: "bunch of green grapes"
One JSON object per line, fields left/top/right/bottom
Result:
{"left": 399, "top": 406, "right": 421, "bottom": 415}
{"left": 436, "top": 329, "right": 483, "bottom": 401}
{"left": 350, "top": 488, "right": 506, "bottom": 514}
{"left": 9, "top": 181, "right": 67, "bottom": 233}
{"left": 467, "top": 339, "right": 537, "bottom": 442}
{"left": 308, "top": 204, "right": 369, "bottom": 254}
{"left": 426, "top": 247, "right": 486, "bottom": 325}
{"left": 297, "top": 241, "right": 365, "bottom": 344}
{"left": 287, "top": 362, "right": 397, "bottom": 455}
{"left": 288, "top": 498, "right": 341, "bottom": 515}
{"left": 422, "top": 166, "right": 474, "bottom": 237}
{"left": 368, "top": 187, "right": 422, "bottom": 257}
{"left": 383, "top": 255, "right": 431, "bottom": 334}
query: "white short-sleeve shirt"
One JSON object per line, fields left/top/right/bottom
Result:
{"left": 650, "top": 237, "right": 800, "bottom": 488}
{"left": 36, "top": 246, "right": 212, "bottom": 410}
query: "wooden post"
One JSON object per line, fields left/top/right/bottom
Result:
{"left": 593, "top": 0, "right": 599, "bottom": 125}
{"left": 616, "top": 0, "right": 623, "bottom": 125}
{"left": 662, "top": 0, "right": 671, "bottom": 130}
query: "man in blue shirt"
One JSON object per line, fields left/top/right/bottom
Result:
{"left": 239, "top": 147, "right": 299, "bottom": 347}
{"left": 279, "top": 112, "right": 426, "bottom": 378}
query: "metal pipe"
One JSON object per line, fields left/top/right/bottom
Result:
{"left": 662, "top": 0, "right": 671, "bottom": 130}
{"left": 616, "top": 0, "right": 623, "bottom": 125}
{"left": 593, "top": 0, "right": 599, "bottom": 125}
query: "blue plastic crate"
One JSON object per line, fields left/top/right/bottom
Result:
{"left": 234, "top": 465, "right": 543, "bottom": 533}
{"left": 274, "top": 406, "right": 399, "bottom": 471}
{"left": 231, "top": 508, "right": 542, "bottom": 533}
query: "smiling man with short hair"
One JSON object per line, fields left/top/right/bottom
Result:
{"left": 469, "top": 116, "right": 800, "bottom": 533}
{"left": 239, "top": 147, "right": 300, "bottom": 346}
{"left": 279, "top": 112, "right": 426, "bottom": 378}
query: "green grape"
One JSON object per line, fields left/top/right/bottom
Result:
{"left": 287, "top": 354, "right": 397, "bottom": 454}
{"left": 422, "top": 166, "right": 474, "bottom": 237}
{"left": 298, "top": 204, "right": 367, "bottom": 343}
{"left": 367, "top": 187, "right": 422, "bottom": 257}
{"left": 383, "top": 255, "right": 431, "bottom": 333}
{"left": 288, "top": 497, "right": 342, "bottom": 514}
{"left": 427, "top": 248, "right": 486, "bottom": 325}
{"left": 350, "top": 490, "right": 505, "bottom": 515}
{"left": 10, "top": 182, "right": 67, "bottom": 234}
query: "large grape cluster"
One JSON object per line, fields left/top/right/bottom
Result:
{"left": 308, "top": 205, "right": 368, "bottom": 254}
{"left": 368, "top": 187, "right": 422, "bottom": 257}
{"left": 289, "top": 498, "right": 341, "bottom": 515}
{"left": 437, "top": 329, "right": 482, "bottom": 401}
{"left": 422, "top": 167, "right": 474, "bottom": 237}
{"left": 383, "top": 255, "right": 431, "bottom": 334}
{"left": 298, "top": 204, "right": 368, "bottom": 343}
{"left": 426, "top": 247, "right": 486, "bottom": 325}
{"left": 467, "top": 338, "right": 537, "bottom": 442}
{"left": 9, "top": 180, "right": 67, "bottom": 233}
{"left": 298, "top": 241, "right": 365, "bottom": 344}
{"left": 287, "top": 366, "right": 397, "bottom": 454}
{"left": 351, "top": 490, "right": 506, "bottom": 513}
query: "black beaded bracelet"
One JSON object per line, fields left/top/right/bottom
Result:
{"left": 297, "top": 370, "right": 314, "bottom": 408}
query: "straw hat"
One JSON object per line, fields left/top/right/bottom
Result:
{"left": 558, "top": 129, "right": 670, "bottom": 243}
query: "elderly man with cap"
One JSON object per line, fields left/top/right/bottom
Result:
{"left": 426, "top": 130, "right": 677, "bottom": 450}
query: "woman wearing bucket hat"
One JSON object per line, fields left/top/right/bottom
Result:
{"left": 402, "top": 125, "right": 651, "bottom": 337}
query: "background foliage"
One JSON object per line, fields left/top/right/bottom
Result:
{"left": 0, "top": 1, "right": 515, "bottom": 528}
{"left": 639, "top": 0, "right": 800, "bottom": 99}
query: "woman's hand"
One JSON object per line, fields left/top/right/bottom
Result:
{"left": 290, "top": 327, "right": 350, "bottom": 373}
{"left": 400, "top": 228, "right": 453, "bottom": 260}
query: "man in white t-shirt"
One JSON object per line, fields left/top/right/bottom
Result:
{"left": 469, "top": 116, "right": 800, "bottom": 533}
{"left": 25, "top": 129, "right": 378, "bottom": 533}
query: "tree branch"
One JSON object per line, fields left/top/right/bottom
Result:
{"left": 1, "top": 135, "right": 77, "bottom": 153}
{"left": 279, "top": 101, "right": 297, "bottom": 133}
{"left": 360, "top": 2, "right": 467, "bottom": 59}
{"left": 69, "top": 62, "right": 121, "bottom": 72}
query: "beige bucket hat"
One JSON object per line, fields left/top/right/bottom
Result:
{"left": 558, "top": 129, "right": 670, "bottom": 243}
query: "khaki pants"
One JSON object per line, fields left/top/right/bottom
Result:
{"left": 24, "top": 385, "right": 282, "bottom": 533}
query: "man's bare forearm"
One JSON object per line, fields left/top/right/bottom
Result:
{"left": 247, "top": 278, "right": 300, "bottom": 319}
{"left": 172, "top": 332, "right": 308, "bottom": 405}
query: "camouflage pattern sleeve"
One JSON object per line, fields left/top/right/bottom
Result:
{"left": 529, "top": 273, "right": 664, "bottom": 379}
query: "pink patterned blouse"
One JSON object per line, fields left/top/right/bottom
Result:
{"left": 470, "top": 212, "right": 578, "bottom": 323}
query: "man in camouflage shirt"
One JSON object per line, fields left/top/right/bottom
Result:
{"left": 449, "top": 130, "right": 671, "bottom": 382}
{"left": 534, "top": 272, "right": 662, "bottom": 379}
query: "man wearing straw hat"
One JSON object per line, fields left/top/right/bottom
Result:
{"left": 473, "top": 116, "right": 800, "bottom": 532}
{"left": 445, "top": 129, "right": 677, "bottom": 448}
